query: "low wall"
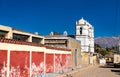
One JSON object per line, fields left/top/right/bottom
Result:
{"left": 81, "top": 52, "right": 99, "bottom": 65}
{"left": 0, "top": 39, "right": 71, "bottom": 77}
{"left": 81, "top": 52, "right": 89, "bottom": 65}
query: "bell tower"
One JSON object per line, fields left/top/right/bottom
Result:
{"left": 75, "top": 18, "right": 94, "bottom": 53}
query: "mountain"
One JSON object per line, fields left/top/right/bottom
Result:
{"left": 95, "top": 36, "right": 120, "bottom": 48}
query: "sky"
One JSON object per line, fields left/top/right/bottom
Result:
{"left": 0, "top": 0, "right": 120, "bottom": 37}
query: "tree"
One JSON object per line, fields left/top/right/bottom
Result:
{"left": 94, "top": 43, "right": 101, "bottom": 53}
{"left": 99, "top": 49, "right": 108, "bottom": 56}
{"left": 94, "top": 43, "right": 109, "bottom": 56}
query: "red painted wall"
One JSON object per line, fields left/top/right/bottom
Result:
{"left": 62, "top": 54, "right": 66, "bottom": 69}
{"left": 62, "top": 54, "right": 71, "bottom": 69}
{"left": 0, "top": 44, "right": 71, "bottom": 77}
{"left": 0, "top": 50, "right": 7, "bottom": 77}
{"left": 10, "top": 51, "right": 30, "bottom": 77}
{"left": 66, "top": 54, "right": 71, "bottom": 68}
{"left": 32, "top": 52, "right": 44, "bottom": 76}
{"left": 55, "top": 54, "right": 61, "bottom": 72}
{"left": 46, "top": 54, "right": 54, "bottom": 73}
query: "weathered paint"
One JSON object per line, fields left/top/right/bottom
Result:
{"left": 62, "top": 54, "right": 71, "bottom": 69}
{"left": 55, "top": 54, "right": 61, "bottom": 72}
{"left": 32, "top": 52, "right": 44, "bottom": 76}
{"left": 0, "top": 41, "right": 71, "bottom": 77}
{"left": 0, "top": 50, "right": 7, "bottom": 77}
{"left": 66, "top": 54, "right": 71, "bottom": 68}
{"left": 46, "top": 54, "right": 54, "bottom": 73}
{"left": 62, "top": 54, "right": 66, "bottom": 69}
{"left": 10, "top": 51, "right": 30, "bottom": 77}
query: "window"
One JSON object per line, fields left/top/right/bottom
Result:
{"left": 13, "top": 33, "right": 29, "bottom": 41}
{"left": 80, "top": 27, "right": 82, "bottom": 34}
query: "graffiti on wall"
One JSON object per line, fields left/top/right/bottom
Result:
{"left": 0, "top": 50, "right": 7, "bottom": 77}
{"left": 10, "top": 51, "right": 30, "bottom": 77}
{"left": 32, "top": 52, "right": 44, "bottom": 76}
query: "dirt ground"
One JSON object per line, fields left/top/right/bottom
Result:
{"left": 55, "top": 64, "right": 120, "bottom": 77}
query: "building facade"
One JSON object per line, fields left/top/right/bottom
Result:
{"left": 45, "top": 32, "right": 81, "bottom": 68}
{"left": 75, "top": 18, "right": 94, "bottom": 53}
{"left": 0, "top": 25, "right": 44, "bottom": 44}
{"left": 0, "top": 38, "right": 71, "bottom": 77}
{"left": 0, "top": 25, "right": 72, "bottom": 77}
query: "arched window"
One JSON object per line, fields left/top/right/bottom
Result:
{"left": 80, "top": 27, "right": 82, "bottom": 34}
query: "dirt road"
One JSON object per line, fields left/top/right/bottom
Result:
{"left": 72, "top": 65, "right": 120, "bottom": 77}
{"left": 55, "top": 64, "right": 120, "bottom": 77}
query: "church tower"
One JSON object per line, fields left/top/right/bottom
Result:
{"left": 75, "top": 18, "right": 94, "bottom": 53}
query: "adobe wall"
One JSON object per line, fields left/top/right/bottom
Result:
{"left": 68, "top": 38, "right": 81, "bottom": 68}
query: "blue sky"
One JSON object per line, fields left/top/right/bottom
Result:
{"left": 0, "top": 0, "right": 120, "bottom": 37}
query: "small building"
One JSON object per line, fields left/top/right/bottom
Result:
{"left": 45, "top": 32, "right": 81, "bottom": 68}
{"left": 0, "top": 25, "right": 44, "bottom": 44}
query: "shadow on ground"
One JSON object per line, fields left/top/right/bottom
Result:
{"left": 99, "top": 62, "right": 114, "bottom": 68}
{"left": 99, "top": 62, "right": 120, "bottom": 76}
{"left": 111, "top": 69, "right": 120, "bottom": 75}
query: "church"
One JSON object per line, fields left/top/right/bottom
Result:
{"left": 75, "top": 18, "right": 94, "bottom": 53}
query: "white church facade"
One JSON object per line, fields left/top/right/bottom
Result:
{"left": 75, "top": 18, "right": 94, "bottom": 53}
